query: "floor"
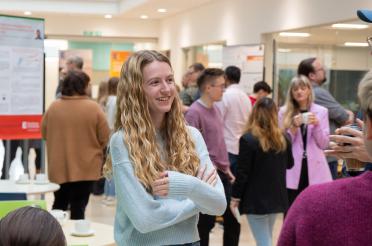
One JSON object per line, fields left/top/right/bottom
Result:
{"left": 46, "top": 194, "right": 283, "bottom": 246}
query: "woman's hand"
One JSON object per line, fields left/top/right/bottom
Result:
{"left": 152, "top": 172, "right": 169, "bottom": 197}
{"left": 292, "top": 114, "right": 303, "bottom": 128}
{"left": 229, "top": 197, "right": 240, "bottom": 218}
{"left": 307, "top": 112, "right": 319, "bottom": 125}
{"left": 197, "top": 166, "right": 218, "bottom": 187}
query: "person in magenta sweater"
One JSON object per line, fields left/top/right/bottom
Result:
{"left": 185, "top": 68, "right": 238, "bottom": 246}
{"left": 278, "top": 68, "right": 372, "bottom": 245}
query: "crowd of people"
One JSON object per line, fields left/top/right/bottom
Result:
{"left": 2, "top": 10, "right": 372, "bottom": 246}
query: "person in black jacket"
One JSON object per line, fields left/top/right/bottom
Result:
{"left": 230, "top": 97, "right": 294, "bottom": 246}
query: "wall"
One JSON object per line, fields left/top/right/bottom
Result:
{"left": 159, "top": 0, "right": 372, "bottom": 82}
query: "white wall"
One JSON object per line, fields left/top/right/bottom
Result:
{"left": 159, "top": 0, "right": 372, "bottom": 82}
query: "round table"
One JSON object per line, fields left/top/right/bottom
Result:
{"left": 0, "top": 179, "right": 60, "bottom": 198}
{"left": 63, "top": 220, "right": 115, "bottom": 246}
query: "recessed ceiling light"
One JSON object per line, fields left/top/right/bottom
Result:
{"left": 24, "top": 11, "right": 32, "bottom": 15}
{"left": 279, "top": 32, "right": 310, "bottom": 37}
{"left": 344, "top": 42, "right": 368, "bottom": 47}
{"left": 278, "top": 48, "right": 291, "bottom": 53}
{"left": 332, "top": 23, "right": 368, "bottom": 29}
{"left": 104, "top": 14, "right": 112, "bottom": 19}
{"left": 157, "top": 8, "right": 167, "bottom": 13}
{"left": 140, "top": 15, "right": 148, "bottom": 19}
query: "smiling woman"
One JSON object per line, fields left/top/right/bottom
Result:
{"left": 103, "top": 50, "right": 226, "bottom": 246}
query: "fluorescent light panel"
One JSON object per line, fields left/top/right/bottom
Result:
{"left": 279, "top": 32, "right": 310, "bottom": 37}
{"left": 332, "top": 23, "right": 368, "bottom": 29}
{"left": 278, "top": 48, "right": 291, "bottom": 53}
{"left": 344, "top": 42, "right": 368, "bottom": 47}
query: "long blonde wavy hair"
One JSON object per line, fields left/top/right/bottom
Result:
{"left": 282, "top": 75, "right": 314, "bottom": 129}
{"left": 104, "top": 50, "right": 200, "bottom": 191}
{"left": 245, "top": 97, "right": 287, "bottom": 152}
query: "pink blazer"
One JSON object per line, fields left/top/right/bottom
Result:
{"left": 279, "top": 103, "right": 332, "bottom": 189}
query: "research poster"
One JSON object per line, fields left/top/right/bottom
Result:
{"left": 0, "top": 15, "right": 45, "bottom": 140}
{"left": 109, "top": 50, "right": 132, "bottom": 77}
{"left": 222, "top": 45, "right": 264, "bottom": 94}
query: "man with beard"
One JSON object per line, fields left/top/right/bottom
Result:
{"left": 297, "top": 58, "right": 354, "bottom": 179}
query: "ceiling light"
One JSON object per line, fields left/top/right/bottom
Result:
{"left": 278, "top": 48, "right": 291, "bottom": 53}
{"left": 140, "top": 15, "right": 148, "bottom": 19}
{"left": 344, "top": 42, "right": 368, "bottom": 47}
{"left": 157, "top": 8, "right": 167, "bottom": 13}
{"left": 24, "top": 11, "right": 32, "bottom": 15}
{"left": 279, "top": 32, "right": 310, "bottom": 37}
{"left": 104, "top": 14, "right": 112, "bottom": 19}
{"left": 332, "top": 23, "right": 368, "bottom": 29}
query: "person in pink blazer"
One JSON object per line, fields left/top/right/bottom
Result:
{"left": 279, "top": 75, "right": 332, "bottom": 209}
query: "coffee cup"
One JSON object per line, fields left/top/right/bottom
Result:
{"left": 35, "top": 173, "right": 47, "bottom": 182}
{"left": 74, "top": 220, "right": 91, "bottom": 234}
{"left": 342, "top": 124, "right": 366, "bottom": 175}
{"left": 301, "top": 112, "right": 311, "bottom": 125}
{"left": 50, "top": 209, "right": 67, "bottom": 225}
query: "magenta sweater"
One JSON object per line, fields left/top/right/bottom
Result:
{"left": 278, "top": 171, "right": 372, "bottom": 246}
{"left": 185, "top": 101, "right": 229, "bottom": 172}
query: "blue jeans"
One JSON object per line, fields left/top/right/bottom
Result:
{"left": 104, "top": 178, "right": 116, "bottom": 197}
{"left": 247, "top": 213, "right": 279, "bottom": 246}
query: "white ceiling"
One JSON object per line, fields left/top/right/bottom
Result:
{"left": 0, "top": 0, "right": 214, "bottom": 19}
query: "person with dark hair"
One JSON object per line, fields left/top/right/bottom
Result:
{"left": 217, "top": 65, "right": 252, "bottom": 177}
{"left": 0, "top": 206, "right": 66, "bottom": 246}
{"left": 42, "top": 70, "right": 110, "bottom": 220}
{"left": 298, "top": 57, "right": 353, "bottom": 179}
{"left": 231, "top": 97, "right": 294, "bottom": 246}
{"left": 186, "top": 68, "right": 235, "bottom": 246}
{"left": 249, "top": 81, "right": 272, "bottom": 106}
{"left": 180, "top": 63, "right": 205, "bottom": 106}
{"left": 56, "top": 56, "right": 84, "bottom": 98}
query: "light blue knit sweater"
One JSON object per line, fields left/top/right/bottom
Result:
{"left": 110, "top": 126, "right": 227, "bottom": 246}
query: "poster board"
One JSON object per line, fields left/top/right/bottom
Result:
{"left": 109, "top": 50, "right": 132, "bottom": 77}
{"left": 222, "top": 45, "right": 264, "bottom": 94}
{"left": 0, "top": 15, "right": 45, "bottom": 140}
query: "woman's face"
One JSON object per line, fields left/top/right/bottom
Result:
{"left": 292, "top": 85, "right": 310, "bottom": 105}
{"left": 142, "top": 61, "right": 176, "bottom": 120}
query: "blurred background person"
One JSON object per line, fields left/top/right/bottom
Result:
{"left": 42, "top": 70, "right": 110, "bottom": 219}
{"left": 55, "top": 56, "right": 84, "bottom": 98}
{"left": 102, "top": 76, "right": 119, "bottom": 205}
{"left": 279, "top": 75, "right": 332, "bottom": 209}
{"left": 249, "top": 81, "right": 272, "bottom": 106}
{"left": 231, "top": 97, "right": 294, "bottom": 246}
{"left": 217, "top": 65, "right": 252, "bottom": 176}
{"left": 298, "top": 57, "right": 354, "bottom": 179}
{"left": 180, "top": 63, "right": 205, "bottom": 106}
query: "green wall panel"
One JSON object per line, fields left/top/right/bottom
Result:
{"left": 68, "top": 41, "right": 134, "bottom": 70}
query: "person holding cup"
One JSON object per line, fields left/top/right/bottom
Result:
{"left": 279, "top": 75, "right": 332, "bottom": 209}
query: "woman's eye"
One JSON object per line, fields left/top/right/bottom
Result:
{"left": 167, "top": 78, "right": 174, "bottom": 84}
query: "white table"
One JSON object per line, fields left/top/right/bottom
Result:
{"left": 0, "top": 179, "right": 60, "bottom": 198}
{"left": 63, "top": 220, "right": 115, "bottom": 246}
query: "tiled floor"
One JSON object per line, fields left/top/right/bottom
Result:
{"left": 46, "top": 194, "right": 283, "bottom": 245}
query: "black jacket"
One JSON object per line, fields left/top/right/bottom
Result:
{"left": 232, "top": 132, "right": 294, "bottom": 214}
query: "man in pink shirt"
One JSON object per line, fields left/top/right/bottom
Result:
{"left": 216, "top": 66, "right": 252, "bottom": 175}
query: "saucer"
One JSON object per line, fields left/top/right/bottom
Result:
{"left": 16, "top": 180, "right": 30, "bottom": 184}
{"left": 34, "top": 180, "right": 50, "bottom": 185}
{"left": 70, "top": 229, "right": 95, "bottom": 237}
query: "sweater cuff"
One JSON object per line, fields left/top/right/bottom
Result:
{"left": 167, "top": 171, "right": 195, "bottom": 197}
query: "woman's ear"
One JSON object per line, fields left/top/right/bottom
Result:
{"left": 365, "top": 117, "right": 372, "bottom": 140}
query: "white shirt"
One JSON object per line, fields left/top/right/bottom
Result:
{"left": 216, "top": 84, "right": 252, "bottom": 155}
{"left": 105, "top": 95, "right": 117, "bottom": 131}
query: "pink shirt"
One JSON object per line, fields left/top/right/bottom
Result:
{"left": 216, "top": 84, "right": 252, "bottom": 155}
